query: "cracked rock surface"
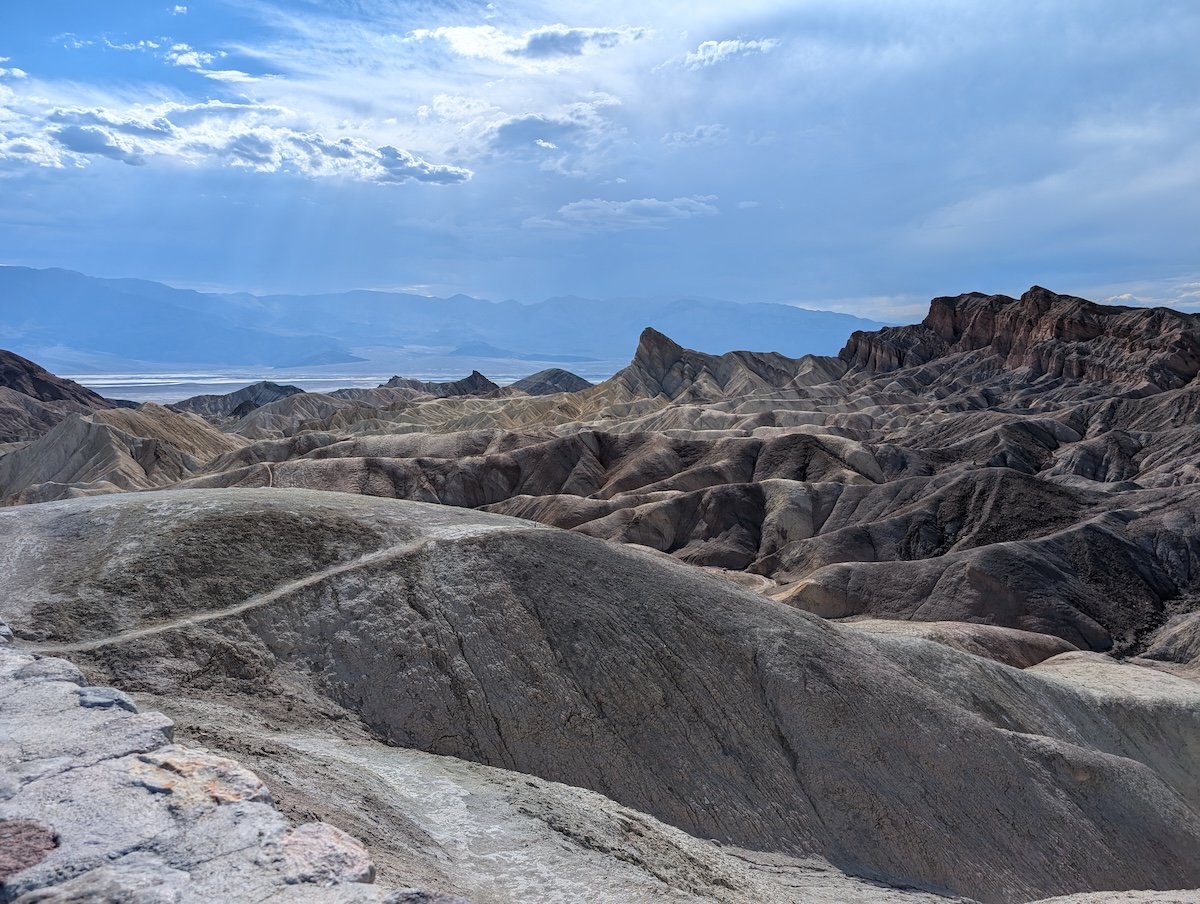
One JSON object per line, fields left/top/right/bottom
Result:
{"left": 0, "top": 637, "right": 462, "bottom": 903}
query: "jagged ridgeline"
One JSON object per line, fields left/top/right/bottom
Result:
{"left": 2, "top": 286, "right": 1200, "bottom": 903}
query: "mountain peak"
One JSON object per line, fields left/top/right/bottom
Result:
{"left": 632, "top": 327, "right": 687, "bottom": 376}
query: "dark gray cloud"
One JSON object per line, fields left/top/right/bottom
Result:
{"left": 377, "top": 145, "right": 472, "bottom": 184}
{"left": 50, "top": 124, "right": 145, "bottom": 165}
{"left": 48, "top": 108, "right": 175, "bottom": 138}
{"left": 487, "top": 113, "right": 587, "bottom": 153}
{"left": 509, "top": 26, "right": 643, "bottom": 59}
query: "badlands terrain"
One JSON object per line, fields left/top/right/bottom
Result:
{"left": 2, "top": 286, "right": 1200, "bottom": 903}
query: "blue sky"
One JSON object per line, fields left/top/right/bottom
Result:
{"left": 0, "top": 0, "right": 1197, "bottom": 320}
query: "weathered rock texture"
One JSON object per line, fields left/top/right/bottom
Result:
{"left": 3, "top": 490, "right": 1200, "bottom": 903}
{"left": 0, "top": 634, "right": 460, "bottom": 903}
{"left": 0, "top": 350, "right": 112, "bottom": 410}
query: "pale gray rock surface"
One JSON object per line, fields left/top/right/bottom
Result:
{"left": 0, "top": 638, "right": 459, "bottom": 903}
{"left": 147, "top": 695, "right": 969, "bottom": 904}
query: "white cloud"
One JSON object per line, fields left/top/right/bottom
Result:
{"left": 661, "top": 123, "right": 728, "bottom": 148}
{"left": 105, "top": 38, "right": 162, "bottom": 52}
{"left": 0, "top": 96, "right": 470, "bottom": 184}
{"left": 535, "top": 138, "right": 557, "bottom": 149}
{"left": 202, "top": 69, "right": 260, "bottom": 83}
{"left": 172, "top": 5, "right": 188, "bottom": 14}
{"left": 531, "top": 195, "right": 719, "bottom": 231}
{"left": 0, "top": 133, "right": 69, "bottom": 169}
{"left": 56, "top": 34, "right": 93, "bottom": 50}
{"left": 661, "top": 38, "right": 779, "bottom": 71}
{"left": 416, "top": 94, "right": 499, "bottom": 123}
{"left": 166, "top": 43, "right": 217, "bottom": 68}
{"left": 376, "top": 145, "right": 471, "bottom": 184}
{"left": 1085, "top": 276, "right": 1200, "bottom": 312}
{"left": 737, "top": 200, "right": 759, "bottom": 209}
{"left": 0, "top": 67, "right": 27, "bottom": 79}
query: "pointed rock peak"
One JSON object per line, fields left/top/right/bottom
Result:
{"left": 382, "top": 371, "right": 498, "bottom": 397}
{"left": 460, "top": 370, "right": 499, "bottom": 392}
{"left": 633, "top": 327, "right": 685, "bottom": 366}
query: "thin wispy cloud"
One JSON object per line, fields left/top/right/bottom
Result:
{"left": 662, "top": 38, "right": 779, "bottom": 71}
{"left": 661, "top": 124, "right": 729, "bottom": 148}
{"left": 530, "top": 195, "right": 719, "bottom": 231}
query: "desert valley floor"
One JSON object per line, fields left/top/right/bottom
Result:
{"left": 2, "top": 286, "right": 1200, "bottom": 903}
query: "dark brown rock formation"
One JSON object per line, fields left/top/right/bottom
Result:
{"left": 0, "top": 349, "right": 114, "bottom": 443}
{"left": 840, "top": 286, "right": 1200, "bottom": 391}
{"left": 0, "top": 349, "right": 113, "bottom": 409}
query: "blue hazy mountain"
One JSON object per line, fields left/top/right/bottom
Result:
{"left": 0, "top": 266, "right": 888, "bottom": 370}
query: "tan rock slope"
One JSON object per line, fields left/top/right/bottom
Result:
{"left": 0, "top": 404, "right": 247, "bottom": 505}
{"left": 2, "top": 489, "right": 1200, "bottom": 903}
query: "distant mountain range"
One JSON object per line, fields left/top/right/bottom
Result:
{"left": 0, "top": 266, "right": 887, "bottom": 371}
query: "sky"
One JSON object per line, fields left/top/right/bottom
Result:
{"left": 0, "top": 0, "right": 1198, "bottom": 321}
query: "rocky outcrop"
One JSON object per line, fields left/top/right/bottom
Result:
{"left": 509, "top": 367, "right": 593, "bottom": 395}
{"left": 0, "top": 633, "right": 457, "bottom": 903}
{"left": 168, "top": 417, "right": 1200, "bottom": 657}
{"left": 382, "top": 371, "right": 499, "bottom": 397}
{"left": 840, "top": 286, "right": 1200, "bottom": 391}
{"left": 4, "top": 489, "right": 1200, "bottom": 903}
{"left": 170, "top": 380, "right": 305, "bottom": 418}
{"left": 612, "top": 327, "right": 847, "bottom": 402}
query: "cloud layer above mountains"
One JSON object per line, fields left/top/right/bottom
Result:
{"left": 0, "top": 2, "right": 1198, "bottom": 316}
